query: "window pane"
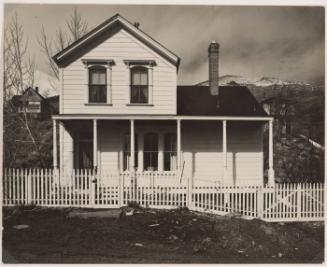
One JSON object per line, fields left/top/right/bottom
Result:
{"left": 78, "top": 141, "right": 93, "bottom": 169}
{"left": 164, "top": 133, "right": 177, "bottom": 171}
{"left": 90, "top": 68, "right": 106, "bottom": 85}
{"left": 132, "top": 71, "right": 141, "bottom": 85}
{"left": 131, "top": 68, "right": 148, "bottom": 85}
{"left": 131, "top": 86, "right": 148, "bottom": 103}
{"left": 140, "top": 72, "right": 148, "bottom": 85}
{"left": 144, "top": 133, "right": 158, "bottom": 171}
{"left": 89, "top": 85, "right": 106, "bottom": 103}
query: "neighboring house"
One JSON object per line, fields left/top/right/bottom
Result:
{"left": 10, "top": 87, "right": 59, "bottom": 119}
{"left": 41, "top": 95, "right": 59, "bottom": 120}
{"left": 51, "top": 14, "right": 274, "bottom": 186}
{"left": 11, "top": 87, "right": 44, "bottom": 114}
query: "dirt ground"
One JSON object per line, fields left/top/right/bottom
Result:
{"left": 2, "top": 206, "right": 325, "bottom": 263}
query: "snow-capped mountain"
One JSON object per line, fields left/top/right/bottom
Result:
{"left": 196, "top": 75, "right": 311, "bottom": 88}
{"left": 195, "top": 75, "right": 322, "bottom": 104}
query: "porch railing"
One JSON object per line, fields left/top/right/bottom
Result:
{"left": 2, "top": 168, "right": 324, "bottom": 222}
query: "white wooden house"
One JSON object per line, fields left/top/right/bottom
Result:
{"left": 52, "top": 14, "right": 275, "bottom": 187}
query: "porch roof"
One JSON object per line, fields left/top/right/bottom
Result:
{"left": 52, "top": 114, "right": 273, "bottom": 121}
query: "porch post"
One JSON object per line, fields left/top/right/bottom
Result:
{"left": 222, "top": 120, "right": 227, "bottom": 184}
{"left": 130, "top": 119, "right": 135, "bottom": 171}
{"left": 53, "top": 119, "right": 57, "bottom": 168}
{"left": 138, "top": 132, "right": 144, "bottom": 172}
{"left": 177, "top": 119, "right": 181, "bottom": 171}
{"left": 93, "top": 119, "right": 98, "bottom": 169}
{"left": 158, "top": 133, "right": 164, "bottom": 172}
{"left": 268, "top": 119, "right": 275, "bottom": 186}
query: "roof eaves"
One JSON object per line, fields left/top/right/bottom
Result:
{"left": 52, "top": 13, "right": 180, "bottom": 67}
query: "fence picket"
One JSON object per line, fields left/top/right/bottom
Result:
{"left": 2, "top": 168, "right": 324, "bottom": 222}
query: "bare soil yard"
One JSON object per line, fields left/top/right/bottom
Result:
{"left": 2, "top": 206, "right": 324, "bottom": 263}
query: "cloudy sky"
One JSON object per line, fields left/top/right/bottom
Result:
{"left": 4, "top": 4, "right": 325, "bottom": 85}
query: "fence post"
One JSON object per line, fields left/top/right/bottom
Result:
{"left": 257, "top": 185, "right": 263, "bottom": 219}
{"left": 119, "top": 173, "right": 124, "bottom": 207}
{"left": 187, "top": 175, "right": 192, "bottom": 208}
{"left": 90, "top": 169, "right": 96, "bottom": 207}
{"left": 297, "top": 183, "right": 301, "bottom": 220}
{"left": 27, "top": 169, "right": 32, "bottom": 204}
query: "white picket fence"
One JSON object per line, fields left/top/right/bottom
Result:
{"left": 2, "top": 168, "right": 324, "bottom": 222}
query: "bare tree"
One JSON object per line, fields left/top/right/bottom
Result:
{"left": 38, "top": 8, "right": 88, "bottom": 79}
{"left": 3, "top": 13, "right": 45, "bottom": 167}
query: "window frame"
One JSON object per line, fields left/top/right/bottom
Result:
{"left": 82, "top": 59, "right": 114, "bottom": 105}
{"left": 88, "top": 65, "right": 107, "bottom": 103}
{"left": 123, "top": 133, "right": 139, "bottom": 171}
{"left": 130, "top": 66, "right": 149, "bottom": 104}
{"left": 124, "top": 60, "right": 155, "bottom": 105}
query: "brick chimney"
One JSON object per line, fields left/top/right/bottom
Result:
{"left": 208, "top": 40, "right": 220, "bottom": 95}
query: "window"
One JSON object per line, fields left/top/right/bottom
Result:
{"left": 144, "top": 133, "right": 158, "bottom": 171}
{"left": 26, "top": 101, "right": 41, "bottom": 113}
{"left": 130, "top": 67, "right": 148, "bottom": 103}
{"left": 89, "top": 66, "right": 107, "bottom": 103}
{"left": 123, "top": 134, "right": 138, "bottom": 171}
{"left": 75, "top": 132, "right": 93, "bottom": 169}
{"left": 164, "top": 133, "right": 177, "bottom": 171}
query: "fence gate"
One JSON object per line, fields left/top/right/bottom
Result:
{"left": 262, "top": 184, "right": 324, "bottom": 222}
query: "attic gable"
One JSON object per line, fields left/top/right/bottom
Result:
{"left": 21, "top": 87, "right": 44, "bottom": 102}
{"left": 53, "top": 14, "right": 180, "bottom": 68}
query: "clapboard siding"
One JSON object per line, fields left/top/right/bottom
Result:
{"left": 182, "top": 121, "right": 264, "bottom": 186}
{"left": 62, "top": 28, "right": 177, "bottom": 115}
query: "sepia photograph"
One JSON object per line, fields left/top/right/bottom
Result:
{"left": 1, "top": 1, "right": 325, "bottom": 263}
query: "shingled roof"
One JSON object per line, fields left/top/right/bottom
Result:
{"left": 177, "top": 85, "right": 268, "bottom": 116}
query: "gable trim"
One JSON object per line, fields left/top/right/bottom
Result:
{"left": 53, "top": 14, "right": 180, "bottom": 68}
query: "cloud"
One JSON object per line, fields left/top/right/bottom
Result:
{"left": 4, "top": 4, "right": 324, "bottom": 85}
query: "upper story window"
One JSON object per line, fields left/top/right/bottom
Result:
{"left": 130, "top": 67, "right": 148, "bottom": 104}
{"left": 89, "top": 66, "right": 107, "bottom": 103}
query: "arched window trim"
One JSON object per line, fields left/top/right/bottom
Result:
{"left": 125, "top": 60, "right": 154, "bottom": 105}
{"left": 82, "top": 59, "right": 114, "bottom": 105}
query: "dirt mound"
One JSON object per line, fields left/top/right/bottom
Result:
{"left": 2, "top": 207, "right": 324, "bottom": 263}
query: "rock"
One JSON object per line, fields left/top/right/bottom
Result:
{"left": 169, "top": 235, "right": 178, "bottom": 241}
{"left": 193, "top": 243, "right": 206, "bottom": 253}
{"left": 201, "top": 237, "right": 212, "bottom": 247}
{"left": 149, "top": 224, "right": 160, "bottom": 227}
{"left": 68, "top": 209, "right": 121, "bottom": 219}
{"left": 222, "top": 240, "right": 228, "bottom": 249}
{"left": 278, "top": 252, "right": 283, "bottom": 258}
{"left": 13, "top": 224, "right": 29, "bottom": 230}
{"left": 135, "top": 243, "right": 144, "bottom": 247}
{"left": 260, "top": 224, "right": 275, "bottom": 236}
{"left": 125, "top": 209, "right": 134, "bottom": 216}
{"left": 237, "top": 249, "right": 246, "bottom": 254}
{"left": 192, "top": 218, "right": 197, "bottom": 222}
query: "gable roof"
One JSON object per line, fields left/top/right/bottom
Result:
{"left": 53, "top": 14, "right": 180, "bottom": 68}
{"left": 21, "top": 87, "right": 45, "bottom": 102}
{"left": 177, "top": 85, "right": 268, "bottom": 117}
{"left": 11, "top": 87, "right": 45, "bottom": 104}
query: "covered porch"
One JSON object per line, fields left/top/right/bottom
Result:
{"left": 52, "top": 115, "right": 275, "bottom": 186}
